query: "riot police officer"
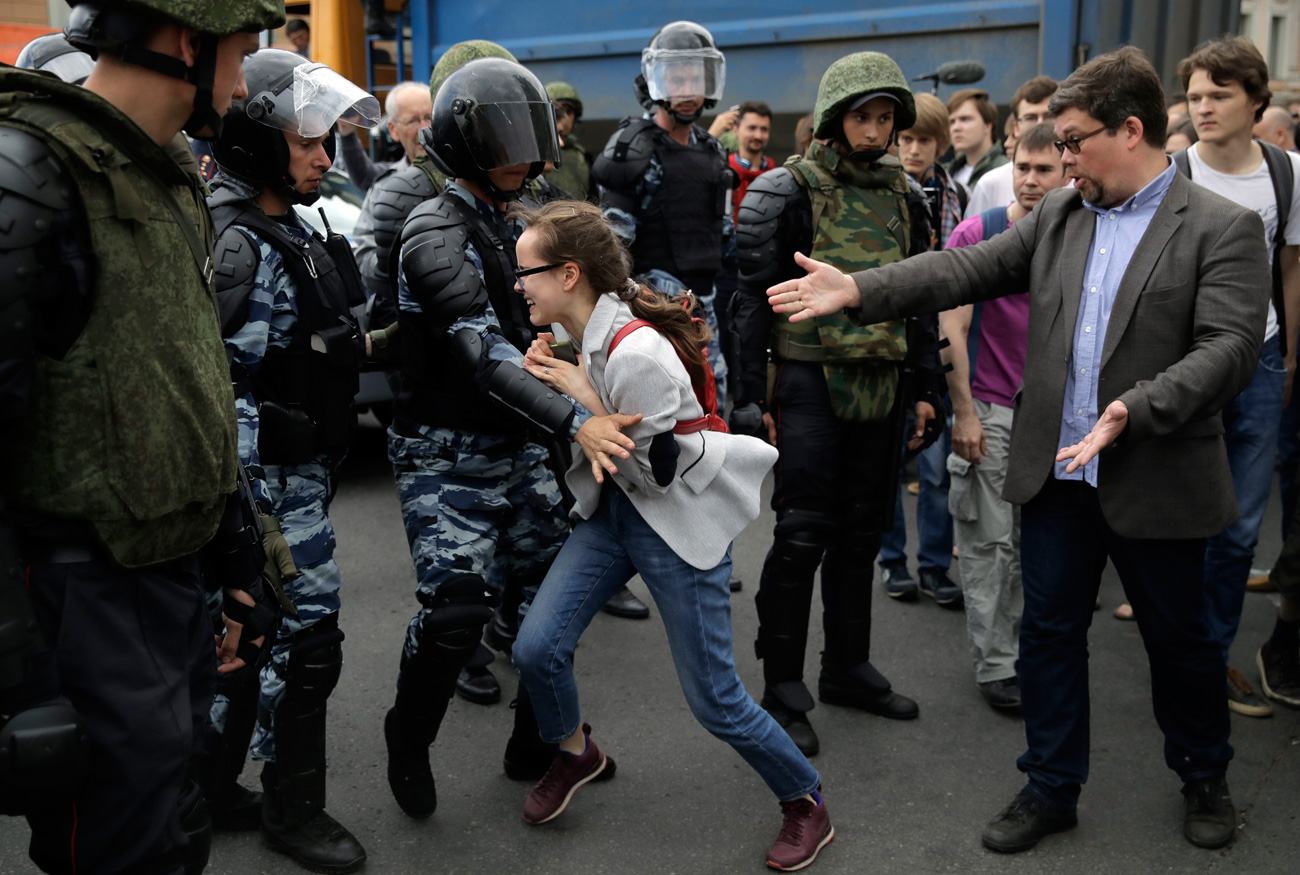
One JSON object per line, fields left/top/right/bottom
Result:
{"left": 382, "top": 56, "right": 631, "bottom": 819}
{"left": 731, "top": 51, "right": 946, "bottom": 756}
{"left": 590, "top": 19, "right": 732, "bottom": 441}
{"left": 0, "top": 1, "right": 285, "bottom": 873}
{"left": 204, "top": 48, "right": 378, "bottom": 872}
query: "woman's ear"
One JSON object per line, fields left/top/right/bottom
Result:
{"left": 562, "top": 263, "right": 580, "bottom": 292}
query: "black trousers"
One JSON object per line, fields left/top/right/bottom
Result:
{"left": 24, "top": 555, "right": 214, "bottom": 875}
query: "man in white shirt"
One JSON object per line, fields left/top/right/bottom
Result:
{"left": 965, "top": 76, "right": 1058, "bottom": 217}
{"left": 1177, "top": 36, "right": 1300, "bottom": 719}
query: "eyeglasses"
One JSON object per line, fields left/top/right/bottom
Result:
{"left": 1053, "top": 125, "right": 1109, "bottom": 155}
{"left": 514, "top": 262, "right": 563, "bottom": 281}
{"left": 393, "top": 113, "right": 433, "bottom": 127}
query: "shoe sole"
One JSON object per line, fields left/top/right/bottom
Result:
{"left": 767, "top": 825, "right": 835, "bottom": 871}
{"left": 262, "top": 832, "right": 367, "bottom": 874}
{"left": 601, "top": 607, "right": 651, "bottom": 620}
{"left": 1255, "top": 649, "right": 1300, "bottom": 709}
{"left": 884, "top": 586, "right": 919, "bottom": 601}
{"left": 523, "top": 753, "right": 607, "bottom": 825}
{"left": 1183, "top": 826, "right": 1234, "bottom": 849}
{"left": 920, "top": 589, "right": 964, "bottom": 608}
{"left": 1226, "top": 698, "right": 1274, "bottom": 718}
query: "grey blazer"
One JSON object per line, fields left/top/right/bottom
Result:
{"left": 853, "top": 172, "right": 1269, "bottom": 540}
{"left": 567, "top": 294, "right": 778, "bottom": 569}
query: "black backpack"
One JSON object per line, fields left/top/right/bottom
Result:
{"left": 1173, "top": 142, "right": 1294, "bottom": 354}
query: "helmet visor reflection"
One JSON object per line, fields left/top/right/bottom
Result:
{"left": 454, "top": 100, "right": 560, "bottom": 171}
{"left": 642, "top": 49, "right": 725, "bottom": 103}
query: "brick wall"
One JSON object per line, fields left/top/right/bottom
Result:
{"left": 0, "top": 0, "right": 49, "bottom": 28}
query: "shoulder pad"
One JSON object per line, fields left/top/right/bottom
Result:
{"left": 0, "top": 126, "right": 74, "bottom": 249}
{"left": 399, "top": 194, "right": 488, "bottom": 330}
{"left": 591, "top": 118, "right": 658, "bottom": 192}
{"left": 736, "top": 168, "right": 807, "bottom": 281}
{"left": 213, "top": 225, "right": 261, "bottom": 336}
{"left": 369, "top": 163, "right": 440, "bottom": 281}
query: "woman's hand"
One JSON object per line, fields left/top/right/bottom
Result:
{"left": 523, "top": 344, "right": 607, "bottom": 415}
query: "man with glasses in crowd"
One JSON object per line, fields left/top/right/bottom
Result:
{"left": 965, "top": 76, "right": 1058, "bottom": 217}
{"left": 766, "top": 45, "right": 1268, "bottom": 856}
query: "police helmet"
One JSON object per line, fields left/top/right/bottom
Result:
{"left": 213, "top": 48, "right": 379, "bottom": 205}
{"left": 63, "top": 1, "right": 286, "bottom": 138}
{"left": 16, "top": 32, "right": 96, "bottom": 84}
{"left": 641, "top": 21, "right": 725, "bottom": 124}
{"left": 422, "top": 57, "right": 560, "bottom": 201}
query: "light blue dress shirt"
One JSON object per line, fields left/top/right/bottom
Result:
{"left": 1055, "top": 159, "right": 1177, "bottom": 485}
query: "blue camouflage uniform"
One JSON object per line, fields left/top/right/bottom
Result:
{"left": 391, "top": 180, "right": 586, "bottom": 666}
{"left": 210, "top": 208, "right": 346, "bottom": 765}
{"left": 602, "top": 126, "right": 729, "bottom": 408}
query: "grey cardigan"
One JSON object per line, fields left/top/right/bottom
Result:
{"left": 852, "top": 173, "right": 1268, "bottom": 540}
{"left": 567, "top": 294, "right": 778, "bottom": 569}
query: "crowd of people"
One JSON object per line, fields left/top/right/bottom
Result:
{"left": 3, "top": 1, "right": 1300, "bottom": 873}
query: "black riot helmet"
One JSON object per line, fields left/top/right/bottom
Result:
{"left": 641, "top": 21, "right": 725, "bottom": 126}
{"left": 63, "top": 0, "right": 285, "bottom": 139}
{"left": 421, "top": 57, "right": 560, "bottom": 202}
{"left": 213, "top": 49, "right": 379, "bottom": 206}
{"left": 16, "top": 32, "right": 96, "bottom": 84}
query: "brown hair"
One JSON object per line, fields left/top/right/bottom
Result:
{"left": 794, "top": 111, "right": 815, "bottom": 156}
{"left": 905, "top": 93, "right": 951, "bottom": 152}
{"left": 1177, "top": 36, "right": 1272, "bottom": 123}
{"left": 1165, "top": 115, "right": 1198, "bottom": 146}
{"left": 1049, "top": 45, "right": 1167, "bottom": 149}
{"left": 1013, "top": 122, "right": 1060, "bottom": 161}
{"left": 947, "top": 89, "right": 997, "bottom": 127}
{"left": 736, "top": 100, "right": 772, "bottom": 123}
{"left": 1010, "top": 75, "right": 1059, "bottom": 118}
{"left": 509, "top": 200, "right": 711, "bottom": 383}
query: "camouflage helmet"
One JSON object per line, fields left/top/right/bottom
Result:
{"left": 63, "top": 0, "right": 285, "bottom": 39}
{"left": 813, "top": 51, "right": 916, "bottom": 140}
{"left": 545, "top": 81, "right": 582, "bottom": 118}
{"left": 431, "top": 40, "right": 516, "bottom": 102}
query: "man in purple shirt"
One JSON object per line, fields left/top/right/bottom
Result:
{"left": 940, "top": 123, "right": 1066, "bottom": 712}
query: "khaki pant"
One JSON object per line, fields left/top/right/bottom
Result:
{"left": 948, "top": 399, "right": 1023, "bottom": 683}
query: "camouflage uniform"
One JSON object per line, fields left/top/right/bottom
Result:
{"left": 730, "top": 52, "right": 945, "bottom": 752}
{"left": 544, "top": 81, "right": 593, "bottom": 201}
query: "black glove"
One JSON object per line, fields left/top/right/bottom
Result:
{"left": 729, "top": 402, "right": 766, "bottom": 438}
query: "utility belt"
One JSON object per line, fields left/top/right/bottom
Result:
{"left": 773, "top": 333, "right": 832, "bottom": 363}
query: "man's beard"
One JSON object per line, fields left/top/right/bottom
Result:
{"left": 1073, "top": 174, "right": 1114, "bottom": 208}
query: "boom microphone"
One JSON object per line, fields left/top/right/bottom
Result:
{"left": 912, "top": 60, "right": 987, "bottom": 86}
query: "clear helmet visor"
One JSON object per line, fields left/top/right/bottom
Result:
{"left": 641, "top": 48, "right": 725, "bottom": 104}
{"left": 245, "top": 63, "right": 381, "bottom": 138}
{"left": 454, "top": 99, "right": 561, "bottom": 171}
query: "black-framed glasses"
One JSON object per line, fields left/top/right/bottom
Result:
{"left": 1054, "top": 125, "right": 1109, "bottom": 155}
{"left": 514, "top": 262, "right": 563, "bottom": 280}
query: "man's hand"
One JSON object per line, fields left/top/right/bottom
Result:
{"left": 952, "top": 409, "right": 987, "bottom": 464}
{"left": 575, "top": 413, "right": 641, "bottom": 483}
{"left": 762, "top": 412, "right": 777, "bottom": 446}
{"left": 908, "top": 401, "right": 937, "bottom": 451}
{"left": 1056, "top": 400, "right": 1129, "bottom": 473}
{"left": 217, "top": 587, "right": 266, "bottom": 675}
{"left": 767, "top": 251, "right": 862, "bottom": 322}
{"left": 708, "top": 108, "right": 739, "bottom": 139}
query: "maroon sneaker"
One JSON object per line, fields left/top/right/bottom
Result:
{"left": 522, "top": 723, "right": 607, "bottom": 824}
{"left": 766, "top": 793, "right": 834, "bottom": 871}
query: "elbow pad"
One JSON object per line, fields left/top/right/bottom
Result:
{"left": 451, "top": 328, "right": 575, "bottom": 438}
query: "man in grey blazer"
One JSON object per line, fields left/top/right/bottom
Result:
{"left": 766, "top": 47, "right": 1270, "bottom": 853}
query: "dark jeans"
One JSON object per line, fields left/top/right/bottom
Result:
{"left": 880, "top": 412, "right": 954, "bottom": 572}
{"left": 24, "top": 555, "right": 214, "bottom": 875}
{"left": 1017, "top": 479, "right": 1231, "bottom": 808}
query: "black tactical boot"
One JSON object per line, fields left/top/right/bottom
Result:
{"left": 260, "top": 762, "right": 366, "bottom": 873}
{"left": 454, "top": 643, "right": 501, "bottom": 705}
{"left": 818, "top": 658, "right": 919, "bottom": 720}
{"left": 760, "top": 682, "right": 820, "bottom": 757}
{"left": 503, "top": 682, "right": 617, "bottom": 782}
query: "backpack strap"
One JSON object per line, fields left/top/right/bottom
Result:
{"left": 1172, "top": 147, "right": 1192, "bottom": 180}
{"left": 608, "top": 319, "right": 654, "bottom": 356}
{"left": 1260, "top": 140, "right": 1294, "bottom": 356}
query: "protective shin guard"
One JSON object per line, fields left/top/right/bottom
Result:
{"left": 819, "top": 529, "right": 882, "bottom": 670}
{"left": 178, "top": 779, "right": 213, "bottom": 875}
{"left": 754, "top": 511, "right": 831, "bottom": 698}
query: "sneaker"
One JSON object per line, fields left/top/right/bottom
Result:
{"left": 1257, "top": 639, "right": 1300, "bottom": 709}
{"left": 1182, "top": 776, "right": 1235, "bottom": 849}
{"left": 522, "top": 724, "right": 607, "bottom": 824}
{"left": 981, "top": 790, "right": 1077, "bottom": 853}
{"left": 880, "top": 562, "right": 918, "bottom": 600}
{"left": 1226, "top": 667, "right": 1273, "bottom": 717}
{"left": 978, "top": 676, "right": 1022, "bottom": 710}
{"left": 766, "top": 793, "right": 834, "bottom": 871}
{"left": 917, "top": 567, "right": 963, "bottom": 607}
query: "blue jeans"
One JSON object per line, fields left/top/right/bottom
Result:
{"left": 514, "top": 485, "right": 821, "bottom": 803}
{"left": 880, "top": 416, "right": 953, "bottom": 572}
{"left": 1018, "top": 479, "right": 1231, "bottom": 808}
{"left": 1204, "top": 334, "right": 1287, "bottom": 662}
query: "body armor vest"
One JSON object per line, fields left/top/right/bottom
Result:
{"left": 211, "top": 195, "right": 364, "bottom": 465}
{"left": 1, "top": 70, "right": 238, "bottom": 567}
{"left": 774, "top": 146, "right": 911, "bottom": 421}
{"left": 395, "top": 191, "right": 537, "bottom": 433}
{"left": 634, "top": 125, "right": 726, "bottom": 294}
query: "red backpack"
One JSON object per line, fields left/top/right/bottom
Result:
{"left": 607, "top": 319, "right": 729, "bottom": 434}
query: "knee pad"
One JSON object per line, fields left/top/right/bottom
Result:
{"left": 417, "top": 574, "right": 494, "bottom": 656}
{"left": 284, "top": 614, "right": 345, "bottom": 706}
{"left": 768, "top": 509, "right": 836, "bottom": 576}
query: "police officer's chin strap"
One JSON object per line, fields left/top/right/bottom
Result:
{"left": 474, "top": 161, "right": 544, "bottom": 204}
{"left": 117, "top": 33, "right": 224, "bottom": 139}
{"left": 662, "top": 100, "right": 703, "bottom": 127}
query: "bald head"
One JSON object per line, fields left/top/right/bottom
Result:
{"left": 1254, "top": 106, "right": 1297, "bottom": 150}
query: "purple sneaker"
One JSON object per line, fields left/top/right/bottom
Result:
{"left": 767, "top": 793, "right": 834, "bottom": 871}
{"left": 522, "top": 723, "right": 607, "bottom": 824}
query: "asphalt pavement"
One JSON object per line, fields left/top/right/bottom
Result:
{"left": 3, "top": 419, "right": 1298, "bottom": 874}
